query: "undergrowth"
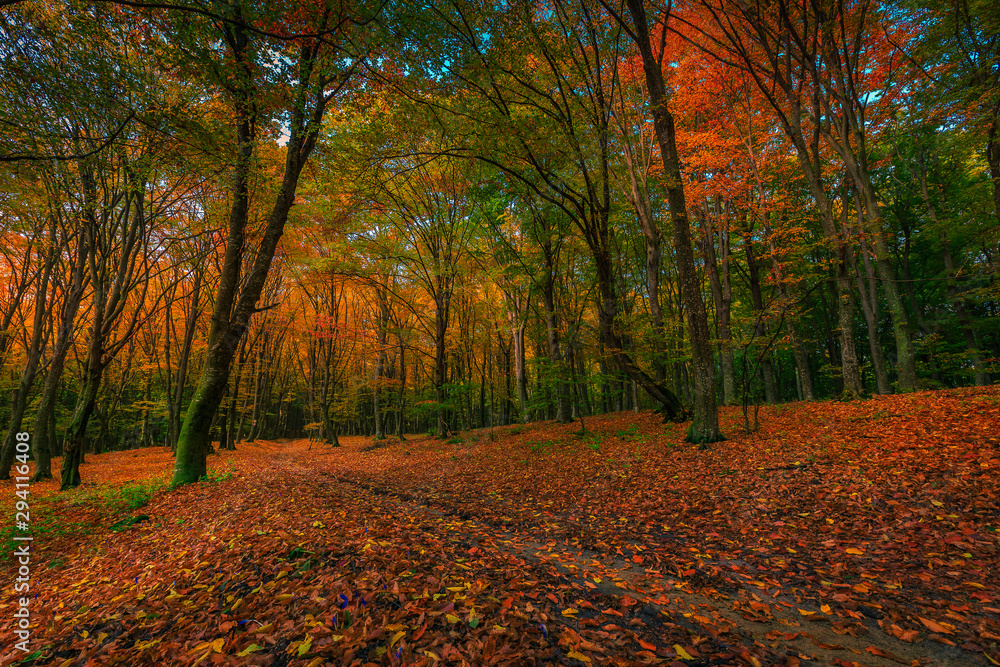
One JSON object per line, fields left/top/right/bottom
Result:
{"left": 1, "top": 477, "right": 166, "bottom": 563}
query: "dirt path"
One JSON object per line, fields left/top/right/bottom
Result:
{"left": 284, "top": 445, "right": 984, "bottom": 666}
{"left": 4, "top": 399, "right": 996, "bottom": 667}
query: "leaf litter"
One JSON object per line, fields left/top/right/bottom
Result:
{"left": 1, "top": 386, "right": 998, "bottom": 665}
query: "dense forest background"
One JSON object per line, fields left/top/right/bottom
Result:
{"left": 0, "top": 0, "right": 997, "bottom": 487}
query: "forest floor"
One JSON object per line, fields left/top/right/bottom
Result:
{"left": 2, "top": 386, "right": 1000, "bottom": 667}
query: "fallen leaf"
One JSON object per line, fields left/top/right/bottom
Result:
{"left": 674, "top": 645, "right": 695, "bottom": 660}
{"left": 917, "top": 617, "right": 954, "bottom": 635}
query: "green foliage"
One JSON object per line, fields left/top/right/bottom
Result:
{"left": 616, "top": 425, "right": 641, "bottom": 439}
{"left": 0, "top": 501, "right": 89, "bottom": 564}
{"left": 529, "top": 440, "right": 554, "bottom": 454}
{"left": 109, "top": 514, "right": 150, "bottom": 532}
{"left": 0, "top": 478, "right": 165, "bottom": 563}
{"left": 67, "top": 479, "right": 165, "bottom": 512}
{"left": 200, "top": 463, "right": 236, "bottom": 485}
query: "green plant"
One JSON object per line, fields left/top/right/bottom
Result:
{"left": 109, "top": 514, "right": 151, "bottom": 532}
{"left": 616, "top": 425, "right": 642, "bottom": 440}
{"left": 201, "top": 463, "right": 236, "bottom": 484}
{"left": 0, "top": 491, "right": 103, "bottom": 563}
{"left": 119, "top": 483, "right": 157, "bottom": 510}
{"left": 530, "top": 440, "right": 554, "bottom": 454}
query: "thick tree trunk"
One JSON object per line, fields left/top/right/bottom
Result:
{"left": 625, "top": 0, "right": 721, "bottom": 443}
{"left": 172, "top": 32, "right": 330, "bottom": 483}
{"left": 61, "top": 361, "right": 102, "bottom": 490}
{"left": 434, "top": 285, "right": 451, "bottom": 437}
{"left": 834, "top": 261, "right": 864, "bottom": 397}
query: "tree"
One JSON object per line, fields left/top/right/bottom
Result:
{"left": 603, "top": 0, "right": 722, "bottom": 442}
{"left": 170, "top": 0, "right": 359, "bottom": 485}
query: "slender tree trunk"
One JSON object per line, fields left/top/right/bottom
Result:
{"left": 512, "top": 310, "right": 528, "bottom": 423}
{"left": 30, "top": 301, "right": 82, "bottom": 482}
{"left": 745, "top": 231, "right": 778, "bottom": 403}
{"left": 0, "top": 241, "right": 54, "bottom": 478}
{"left": 700, "top": 207, "right": 735, "bottom": 404}
{"left": 622, "top": 146, "right": 668, "bottom": 383}
{"left": 593, "top": 245, "right": 685, "bottom": 420}
{"left": 856, "top": 240, "right": 891, "bottom": 394}
{"left": 989, "top": 114, "right": 1000, "bottom": 227}
{"left": 856, "top": 182, "right": 918, "bottom": 391}
{"left": 61, "top": 210, "right": 108, "bottom": 490}
{"left": 764, "top": 214, "right": 814, "bottom": 401}
{"left": 373, "top": 293, "right": 389, "bottom": 439}
{"left": 918, "top": 149, "right": 990, "bottom": 385}
{"left": 541, "top": 265, "right": 571, "bottom": 423}
{"left": 841, "top": 189, "right": 891, "bottom": 394}
{"left": 395, "top": 331, "right": 407, "bottom": 439}
{"left": 168, "top": 267, "right": 202, "bottom": 450}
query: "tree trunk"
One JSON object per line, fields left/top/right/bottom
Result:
{"left": 625, "top": 0, "right": 721, "bottom": 442}
{"left": 989, "top": 114, "right": 1000, "bottom": 227}
{"left": 172, "top": 26, "right": 332, "bottom": 484}
{"left": 373, "top": 293, "right": 389, "bottom": 439}
{"left": 855, "top": 181, "right": 918, "bottom": 391}
{"left": 764, "top": 214, "right": 814, "bottom": 401}
{"left": 918, "top": 148, "right": 990, "bottom": 386}
{"left": 700, "top": 206, "right": 736, "bottom": 404}
{"left": 395, "top": 331, "right": 407, "bottom": 439}
{"left": 61, "top": 359, "right": 102, "bottom": 490}
{"left": 168, "top": 266, "right": 202, "bottom": 450}
{"left": 745, "top": 230, "right": 778, "bottom": 403}
{"left": 512, "top": 310, "right": 528, "bottom": 423}
{"left": 0, "top": 239, "right": 54, "bottom": 478}
{"left": 541, "top": 263, "right": 571, "bottom": 423}
{"left": 434, "top": 286, "right": 451, "bottom": 437}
